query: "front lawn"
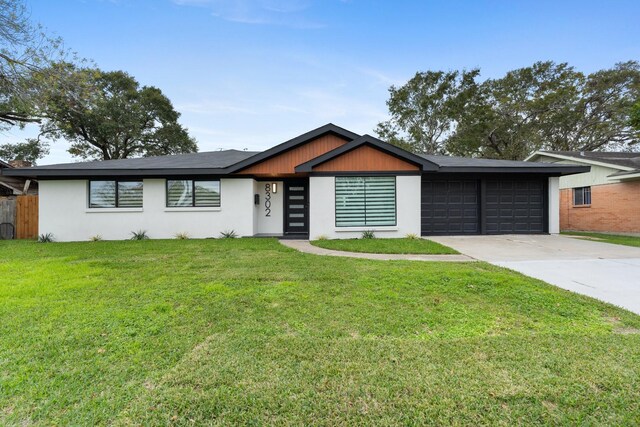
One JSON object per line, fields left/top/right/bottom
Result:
{"left": 563, "top": 231, "right": 640, "bottom": 248}
{"left": 1, "top": 238, "right": 640, "bottom": 425}
{"left": 311, "top": 237, "right": 459, "bottom": 254}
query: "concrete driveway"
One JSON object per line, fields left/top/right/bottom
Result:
{"left": 428, "top": 234, "right": 640, "bottom": 315}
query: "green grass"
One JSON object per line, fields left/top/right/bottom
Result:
{"left": 563, "top": 231, "right": 640, "bottom": 248}
{"left": 311, "top": 237, "right": 459, "bottom": 254}
{"left": 1, "top": 238, "right": 640, "bottom": 425}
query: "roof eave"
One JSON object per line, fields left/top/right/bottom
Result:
{"left": 525, "top": 151, "right": 635, "bottom": 171}
{"left": 434, "top": 165, "right": 591, "bottom": 175}
{"left": 1, "top": 168, "right": 231, "bottom": 178}
{"left": 608, "top": 171, "right": 640, "bottom": 181}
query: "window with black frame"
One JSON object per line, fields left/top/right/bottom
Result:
{"left": 335, "top": 176, "right": 396, "bottom": 227}
{"left": 166, "top": 180, "right": 220, "bottom": 207}
{"left": 89, "top": 180, "right": 143, "bottom": 208}
{"left": 573, "top": 186, "right": 591, "bottom": 206}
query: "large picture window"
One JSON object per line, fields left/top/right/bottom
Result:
{"left": 167, "top": 180, "right": 221, "bottom": 207}
{"left": 573, "top": 186, "right": 591, "bottom": 206}
{"left": 335, "top": 176, "right": 396, "bottom": 227}
{"left": 89, "top": 180, "right": 143, "bottom": 208}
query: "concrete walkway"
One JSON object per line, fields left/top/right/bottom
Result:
{"left": 429, "top": 234, "right": 640, "bottom": 315}
{"left": 279, "top": 239, "right": 474, "bottom": 262}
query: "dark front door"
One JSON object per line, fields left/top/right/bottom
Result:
{"left": 284, "top": 180, "right": 309, "bottom": 235}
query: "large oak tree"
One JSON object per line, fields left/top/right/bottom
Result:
{"left": 37, "top": 64, "right": 197, "bottom": 160}
{"left": 378, "top": 61, "right": 640, "bottom": 160}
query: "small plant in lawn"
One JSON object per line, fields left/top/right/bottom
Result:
{"left": 130, "top": 230, "right": 149, "bottom": 241}
{"left": 89, "top": 235, "right": 103, "bottom": 242}
{"left": 220, "top": 230, "right": 237, "bottom": 239}
{"left": 361, "top": 230, "right": 375, "bottom": 239}
{"left": 316, "top": 235, "right": 328, "bottom": 241}
{"left": 37, "top": 233, "right": 54, "bottom": 243}
{"left": 405, "top": 233, "right": 419, "bottom": 240}
{"left": 175, "top": 232, "right": 190, "bottom": 240}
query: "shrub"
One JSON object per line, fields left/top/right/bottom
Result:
{"left": 361, "top": 230, "right": 375, "bottom": 239}
{"left": 405, "top": 233, "right": 419, "bottom": 240}
{"left": 130, "top": 230, "right": 149, "bottom": 241}
{"left": 175, "top": 232, "right": 190, "bottom": 240}
{"left": 90, "top": 235, "right": 103, "bottom": 242}
{"left": 219, "top": 230, "right": 237, "bottom": 239}
{"left": 37, "top": 233, "right": 54, "bottom": 243}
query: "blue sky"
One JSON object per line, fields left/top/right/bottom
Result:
{"left": 6, "top": 0, "right": 640, "bottom": 164}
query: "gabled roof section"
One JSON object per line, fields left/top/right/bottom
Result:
{"left": 294, "top": 134, "right": 439, "bottom": 172}
{"left": 526, "top": 150, "right": 640, "bottom": 171}
{"left": 0, "top": 160, "right": 11, "bottom": 168}
{"left": 227, "top": 123, "right": 361, "bottom": 173}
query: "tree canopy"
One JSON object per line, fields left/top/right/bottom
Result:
{"left": 0, "top": 0, "right": 61, "bottom": 130}
{"left": 0, "top": 0, "right": 196, "bottom": 162}
{"left": 36, "top": 65, "right": 197, "bottom": 160}
{"left": 377, "top": 61, "right": 640, "bottom": 160}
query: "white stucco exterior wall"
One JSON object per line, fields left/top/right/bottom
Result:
{"left": 254, "top": 181, "right": 284, "bottom": 235}
{"left": 547, "top": 176, "right": 560, "bottom": 234}
{"left": 309, "top": 175, "right": 421, "bottom": 240}
{"left": 39, "top": 178, "right": 255, "bottom": 241}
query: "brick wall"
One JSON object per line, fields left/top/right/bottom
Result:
{"left": 560, "top": 181, "right": 640, "bottom": 232}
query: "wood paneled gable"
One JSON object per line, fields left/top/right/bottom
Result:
{"left": 313, "top": 145, "right": 420, "bottom": 172}
{"left": 238, "top": 134, "right": 349, "bottom": 175}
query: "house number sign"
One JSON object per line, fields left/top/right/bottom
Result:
{"left": 264, "top": 183, "right": 272, "bottom": 217}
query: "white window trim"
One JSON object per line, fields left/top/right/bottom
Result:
{"left": 164, "top": 207, "right": 222, "bottom": 212}
{"left": 85, "top": 208, "right": 143, "bottom": 213}
{"left": 335, "top": 226, "right": 398, "bottom": 232}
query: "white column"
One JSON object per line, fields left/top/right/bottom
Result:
{"left": 548, "top": 176, "right": 560, "bottom": 234}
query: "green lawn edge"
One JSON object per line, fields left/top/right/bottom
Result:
{"left": 562, "top": 231, "right": 640, "bottom": 248}
{"left": 310, "top": 237, "right": 460, "bottom": 254}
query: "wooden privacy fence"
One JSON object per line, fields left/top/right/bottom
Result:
{"left": 16, "top": 195, "right": 38, "bottom": 239}
{"left": 0, "top": 198, "right": 16, "bottom": 239}
{"left": 0, "top": 195, "right": 38, "bottom": 239}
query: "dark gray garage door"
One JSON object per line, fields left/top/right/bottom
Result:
{"left": 422, "top": 177, "right": 547, "bottom": 235}
{"left": 421, "top": 179, "right": 479, "bottom": 235}
{"left": 484, "top": 179, "right": 545, "bottom": 234}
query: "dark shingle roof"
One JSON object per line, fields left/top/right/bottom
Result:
{"left": 2, "top": 150, "right": 261, "bottom": 177}
{"left": 539, "top": 151, "right": 640, "bottom": 170}
{"left": 418, "top": 154, "right": 587, "bottom": 173}
{"left": 420, "top": 154, "right": 557, "bottom": 168}
{"left": 26, "top": 150, "right": 259, "bottom": 170}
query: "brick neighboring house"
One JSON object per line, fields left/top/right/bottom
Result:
{"left": 526, "top": 151, "right": 640, "bottom": 233}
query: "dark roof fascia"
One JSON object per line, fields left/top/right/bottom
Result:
{"left": 1, "top": 168, "right": 231, "bottom": 178}
{"left": 0, "top": 160, "right": 11, "bottom": 169}
{"left": 308, "top": 171, "right": 422, "bottom": 177}
{"left": 294, "top": 135, "right": 439, "bottom": 173}
{"left": 435, "top": 165, "right": 591, "bottom": 175}
{"left": 226, "top": 123, "right": 361, "bottom": 173}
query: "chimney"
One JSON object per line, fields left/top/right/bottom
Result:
{"left": 8, "top": 160, "right": 32, "bottom": 168}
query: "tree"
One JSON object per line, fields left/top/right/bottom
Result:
{"left": 376, "top": 69, "right": 480, "bottom": 154}
{"left": 449, "top": 61, "right": 585, "bottom": 159}
{"left": 0, "top": 139, "right": 48, "bottom": 164}
{"left": 631, "top": 101, "right": 640, "bottom": 131}
{"left": 36, "top": 65, "right": 197, "bottom": 160}
{"left": 0, "top": 0, "right": 64, "bottom": 129}
{"left": 378, "top": 61, "right": 640, "bottom": 160}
